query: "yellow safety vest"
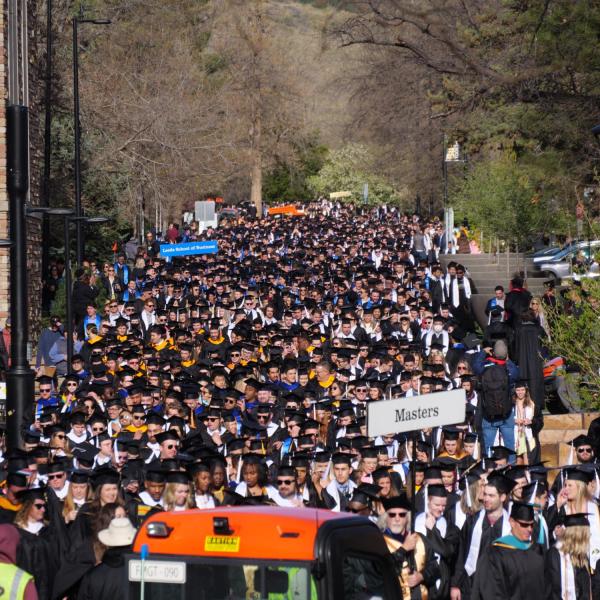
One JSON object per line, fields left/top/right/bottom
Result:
{"left": 0, "top": 562, "right": 34, "bottom": 600}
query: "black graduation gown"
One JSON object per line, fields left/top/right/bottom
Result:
{"left": 422, "top": 521, "right": 461, "bottom": 600}
{"left": 76, "top": 546, "right": 130, "bottom": 600}
{"left": 16, "top": 526, "right": 60, "bottom": 600}
{"left": 52, "top": 502, "right": 98, "bottom": 600}
{"left": 388, "top": 532, "right": 440, "bottom": 600}
{"left": 545, "top": 546, "right": 595, "bottom": 600}
{"left": 514, "top": 320, "right": 546, "bottom": 411}
{"left": 471, "top": 537, "right": 545, "bottom": 600}
{"left": 452, "top": 511, "right": 507, "bottom": 599}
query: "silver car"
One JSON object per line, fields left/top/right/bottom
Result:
{"left": 539, "top": 240, "right": 600, "bottom": 281}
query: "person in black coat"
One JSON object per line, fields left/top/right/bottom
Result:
{"left": 71, "top": 271, "right": 99, "bottom": 325}
{"left": 513, "top": 310, "right": 546, "bottom": 411}
{"left": 545, "top": 513, "right": 600, "bottom": 600}
{"left": 471, "top": 502, "right": 546, "bottom": 600}
{"left": 504, "top": 276, "right": 532, "bottom": 330}
{"left": 76, "top": 517, "right": 136, "bottom": 600}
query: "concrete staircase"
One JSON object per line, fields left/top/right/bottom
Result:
{"left": 439, "top": 253, "right": 547, "bottom": 328}
{"left": 540, "top": 413, "right": 599, "bottom": 465}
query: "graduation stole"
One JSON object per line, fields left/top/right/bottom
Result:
{"left": 318, "top": 375, "right": 336, "bottom": 389}
{"left": 153, "top": 338, "right": 169, "bottom": 352}
{"left": 385, "top": 535, "right": 428, "bottom": 600}
{"left": 465, "top": 509, "right": 510, "bottom": 575}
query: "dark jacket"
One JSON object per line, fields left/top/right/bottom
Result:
{"left": 76, "top": 546, "right": 130, "bottom": 600}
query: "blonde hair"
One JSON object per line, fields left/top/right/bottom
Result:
{"left": 568, "top": 480, "right": 592, "bottom": 512}
{"left": 561, "top": 525, "right": 590, "bottom": 569}
{"left": 459, "top": 478, "right": 483, "bottom": 515}
{"left": 62, "top": 482, "right": 92, "bottom": 522}
{"left": 163, "top": 482, "right": 194, "bottom": 511}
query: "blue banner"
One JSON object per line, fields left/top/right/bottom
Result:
{"left": 159, "top": 241, "right": 218, "bottom": 257}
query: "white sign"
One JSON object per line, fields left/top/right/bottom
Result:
{"left": 445, "top": 141, "right": 461, "bottom": 162}
{"left": 367, "top": 389, "right": 466, "bottom": 437}
{"left": 195, "top": 200, "right": 218, "bottom": 231}
{"left": 129, "top": 560, "right": 187, "bottom": 584}
{"left": 329, "top": 191, "right": 352, "bottom": 199}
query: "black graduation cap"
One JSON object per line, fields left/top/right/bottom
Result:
{"left": 155, "top": 430, "right": 180, "bottom": 445}
{"left": 560, "top": 513, "right": 590, "bottom": 528}
{"left": 490, "top": 446, "right": 516, "bottom": 461}
{"left": 69, "top": 469, "right": 90, "bottom": 484}
{"left": 426, "top": 484, "right": 448, "bottom": 498}
{"left": 570, "top": 434, "right": 592, "bottom": 448}
{"left": 563, "top": 466, "right": 594, "bottom": 484}
{"left": 521, "top": 480, "right": 547, "bottom": 503}
{"left": 165, "top": 471, "right": 190, "bottom": 485}
{"left": 382, "top": 494, "right": 411, "bottom": 511}
{"left": 145, "top": 468, "right": 167, "bottom": 483}
{"left": 510, "top": 501, "right": 535, "bottom": 522}
{"left": 505, "top": 465, "right": 529, "bottom": 481}
{"left": 91, "top": 467, "right": 120, "bottom": 488}
{"left": 442, "top": 427, "right": 461, "bottom": 441}
{"left": 16, "top": 486, "right": 47, "bottom": 503}
{"left": 486, "top": 471, "right": 517, "bottom": 494}
{"left": 331, "top": 452, "right": 352, "bottom": 466}
{"left": 350, "top": 483, "right": 382, "bottom": 505}
{"left": 6, "top": 472, "right": 29, "bottom": 487}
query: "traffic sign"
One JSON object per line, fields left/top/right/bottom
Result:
{"left": 367, "top": 389, "right": 466, "bottom": 437}
{"left": 159, "top": 240, "right": 218, "bottom": 258}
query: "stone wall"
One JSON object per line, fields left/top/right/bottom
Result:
{"left": 0, "top": 0, "right": 44, "bottom": 345}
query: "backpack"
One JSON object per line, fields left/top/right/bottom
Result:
{"left": 481, "top": 362, "right": 511, "bottom": 421}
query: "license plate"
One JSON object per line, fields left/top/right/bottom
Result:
{"left": 129, "top": 560, "right": 186, "bottom": 584}
{"left": 204, "top": 535, "right": 241, "bottom": 552}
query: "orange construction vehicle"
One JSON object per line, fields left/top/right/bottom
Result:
{"left": 125, "top": 506, "right": 401, "bottom": 599}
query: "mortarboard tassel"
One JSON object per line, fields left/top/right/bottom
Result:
{"left": 529, "top": 481, "right": 538, "bottom": 505}
{"left": 568, "top": 441, "right": 575, "bottom": 465}
{"left": 236, "top": 457, "right": 243, "bottom": 484}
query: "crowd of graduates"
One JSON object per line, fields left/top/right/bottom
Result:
{"left": 1, "top": 202, "right": 600, "bottom": 599}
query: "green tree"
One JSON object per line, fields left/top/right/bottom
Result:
{"left": 263, "top": 135, "right": 328, "bottom": 204}
{"left": 451, "top": 155, "right": 568, "bottom": 247}
{"left": 546, "top": 280, "right": 600, "bottom": 409}
{"left": 307, "top": 144, "right": 407, "bottom": 205}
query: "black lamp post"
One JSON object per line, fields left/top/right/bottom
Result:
{"left": 72, "top": 12, "right": 111, "bottom": 266}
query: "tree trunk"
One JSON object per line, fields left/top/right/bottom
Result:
{"left": 250, "top": 112, "right": 262, "bottom": 216}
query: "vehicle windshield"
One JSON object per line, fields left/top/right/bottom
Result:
{"left": 127, "top": 557, "right": 317, "bottom": 600}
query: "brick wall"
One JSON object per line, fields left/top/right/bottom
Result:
{"left": 0, "top": 0, "right": 44, "bottom": 344}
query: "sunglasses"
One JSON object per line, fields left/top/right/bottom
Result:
{"left": 54, "top": 434, "right": 66, "bottom": 439}
{"left": 388, "top": 511, "right": 408, "bottom": 518}
{"left": 40, "top": 388, "right": 52, "bottom": 392}
{"left": 92, "top": 427, "right": 106, "bottom": 433}
{"left": 166, "top": 443, "right": 179, "bottom": 450}
{"left": 577, "top": 448, "right": 593, "bottom": 453}
{"left": 133, "top": 415, "right": 145, "bottom": 420}
{"left": 348, "top": 508, "right": 364, "bottom": 514}
{"left": 277, "top": 479, "right": 294, "bottom": 485}
{"left": 48, "top": 473, "right": 65, "bottom": 480}
{"left": 34, "top": 503, "right": 46, "bottom": 509}
{"left": 516, "top": 520, "right": 534, "bottom": 529}
{"left": 355, "top": 388, "right": 367, "bottom": 392}
{"left": 67, "top": 382, "right": 78, "bottom": 387}
{"left": 207, "top": 417, "right": 219, "bottom": 422}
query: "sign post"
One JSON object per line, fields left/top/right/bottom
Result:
{"left": 367, "top": 389, "right": 466, "bottom": 531}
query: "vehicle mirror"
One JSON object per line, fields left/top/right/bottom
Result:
{"left": 254, "top": 568, "right": 289, "bottom": 594}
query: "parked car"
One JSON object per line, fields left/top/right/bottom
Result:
{"left": 537, "top": 241, "right": 600, "bottom": 280}
{"left": 533, "top": 240, "right": 599, "bottom": 265}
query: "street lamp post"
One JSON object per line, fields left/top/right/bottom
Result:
{"left": 72, "top": 13, "right": 111, "bottom": 266}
